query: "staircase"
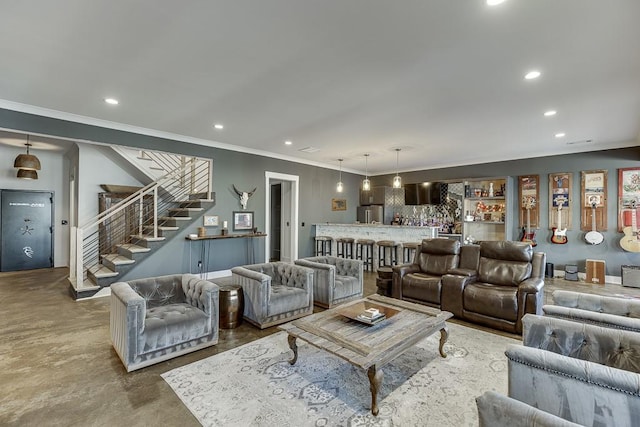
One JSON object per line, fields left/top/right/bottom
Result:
{"left": 69, "top": 152, "right": 214, "bottom": 299}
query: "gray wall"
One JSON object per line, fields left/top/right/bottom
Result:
{"left": 2, "top": 107, "right": 639, "bottom": 279}
{"left": 0, "top": 108, "right": 361, "bottom": 279}
{"left": 371, "top": 148, "right": 640, "bottom": 277}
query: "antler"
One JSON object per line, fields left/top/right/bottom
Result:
{"left": 232, "top": 184, "right": 243, "bottom": 197}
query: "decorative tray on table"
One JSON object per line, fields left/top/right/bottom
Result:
{"left": 337, "top": 301, "right": 399, "bottom": 326}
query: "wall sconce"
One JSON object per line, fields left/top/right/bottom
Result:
{"left": 362, "top": 154, "right": 371, "bottom": 191}
{"left": 14, "top": 135, "right": 41, "bottom": 179}
{"left": 336, "top": 159, "right": 344, "bottom": 193}
{"left": 392, "top": 148, "right": 402, "bottom": 188}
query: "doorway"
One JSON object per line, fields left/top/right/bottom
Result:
{"left": 0, "top": 189, "right": 54, "bottom": 271}
{"left": 265, "top": 172, "right": 299, "bottom": 263}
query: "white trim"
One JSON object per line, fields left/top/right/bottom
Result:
{"left": 202, "top": 269, "right": 232, "bottom": 280}
{"left": 265, "top": 172, "right": 299, "bottom": 263}
{"left": 0, "top": 99, "right": 361, "bottom": 174}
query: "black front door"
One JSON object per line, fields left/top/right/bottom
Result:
{"left": 0, "top": 190, "right": 54, "bottom": 271}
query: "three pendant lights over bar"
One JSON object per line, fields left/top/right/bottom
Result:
{"left": 337, "top": 148, "right": 402, "bottom": 192}
{"left": 14, "top": 134, "right": 41, "bottom": 180}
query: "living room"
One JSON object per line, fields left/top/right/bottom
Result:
{"left": 1, "top": 1, "right": 640, "bottom": 426}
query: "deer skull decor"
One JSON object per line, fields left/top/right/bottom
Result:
{"left": 233, "top": 185, "right": 256, "bottom": 210}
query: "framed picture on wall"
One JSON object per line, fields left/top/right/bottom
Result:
{"left": 203, "top": 215, "right": 219, "bottom": 227}
{"left": 618, "top": 167, "right": 640, "bottom": 231}
{"left": 332, "top": 198, "right": 347, "bottom": 211}
{"left": 233, "top": 211, "right": 254, "bottom": 231}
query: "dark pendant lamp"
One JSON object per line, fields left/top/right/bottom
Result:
{"left": 14, "top": 135, "right": 41, "bottom": 179}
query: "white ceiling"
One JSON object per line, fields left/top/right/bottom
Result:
{"left": 1, "top": 1, "right": 639, "bottom": 175}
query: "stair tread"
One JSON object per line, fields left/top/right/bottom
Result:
{"left": 158, "top": 216, "right": 192, "bottom": 221}
{"left": 131, "top": 235, "right": 166, "bottom": 242}
{"left": 88, "top": 265, "right": 119, "bottom": 278}
{"left": 101, "top": 254, "right": 136, "bottom": 265}
{"left": 116, "top": 243, "right": 151, "bottom": 253}
{"left": 169, "top": 207, "right": 204, "bottom": 212}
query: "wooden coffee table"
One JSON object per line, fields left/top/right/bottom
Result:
{"left": 279, "top": 294, "right": 453, "bottom": 415}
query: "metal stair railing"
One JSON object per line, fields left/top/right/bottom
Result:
{"left": 70, "top": 156, "right": 212, "bottom": 289}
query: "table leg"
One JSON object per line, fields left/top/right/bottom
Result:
{"left": 287, "top": 335, "right": 298, "bottom": 365}
{"left": 439, "top": 326, "right": 449, "bottom": 358}
{"left": 367, "top": 365, "right": 383, "bottom": 416}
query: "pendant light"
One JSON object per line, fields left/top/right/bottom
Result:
{"left": 17, "top": 169, "right": 38, "bottom": 180}
{"left": 336, "top": 159, "right": 344, "bottom": 193}
{"left": 392, "top": 148, "right": 402, "bottom": 188}
{"left": 362, "top": 154, "right": 371, "bottom": 191}
{"left": 14, "top": 135, "right": 41, "bottom": 173}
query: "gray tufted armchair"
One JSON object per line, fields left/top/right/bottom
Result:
{"left": 294, "top": 256, "right": 363, "bottom": 308}
{"left": 231, "top": 262, "right": 314, "bottom": 329}
{"left": 476, "top": 314, "right": 640, "bottom": 426}
{"left": 543, "top": 290, "right": 640, "bottom": 332}
{"left": 110, "top": 274, "right": 219, "bottom": 372}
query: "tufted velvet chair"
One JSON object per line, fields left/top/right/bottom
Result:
{"left": 110, "top": 274, "right": 219, "bottom": 372}
{"left": 543, "top": 290, "right": 640, "bottom": 332}
{"left": 294, "top": 256, "right": 363, "bottom": 308}
{"left": 231, "top": 262, "right": 314, "bottom": 329}
{"left": 441, "top": 241, "right": 545, "bottom": 334}
{"left": 391, "top": 238, "right": 479, "bottom": 307}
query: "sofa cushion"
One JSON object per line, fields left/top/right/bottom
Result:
{"left": 464, "top": 283, "right": 518, "bottom": 322}
{"left": 268, "top": 285, "right": 310, "bottom": 316}
{"left": 478, "top": 258, "right": 532, "bottom": 287}
{"left": 334, "top": 275, "right": 360, "bottom": 300}
{"left": 402, "top": 273, "right": 441, "bottom": 304}
{"left": 130, "top": 275, "right": 185, "bottom": 308}
{"left": 141, "top": 303, "right": 208, "bottom": 353}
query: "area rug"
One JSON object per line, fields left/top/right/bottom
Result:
{"left": 162, "top": 322, "right": 519, "bottom": 426}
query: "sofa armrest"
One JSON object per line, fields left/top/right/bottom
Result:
{"left": 183, "top": 275, "right": 219, "bottom": 331}
{"left": 476, "top": 391, "right": 582, "bottom": 427}
{"left": 295, "top": 259, "right": 335, "bottom": 304}
{"left": 522, "top": 314, "right": 640, "bottom": 373}
{"left": 447, "top": 267, "right": 476, "bottom": 277}
{"left": 519, "top": 277, "right": 544, "bottom": 294}
{"left": 441, "top": 274, "right": 476, "bottom": 317}
{"left": 110, "top": 282, "right": 146, "bottom": 370}
{"left": 391, "top": 264, "right": 420, "bottom": 299}
{"left": 505, "top": 344, "right": 640, "bottom": 426}
{"left": 552, "top": 290, "right": 640, "bottom": 318}
{"left": 543, "top": 304, "right": 640, "bottom": 332}
{"left": 232, "top": 266, "right": 271, "bottom": 320}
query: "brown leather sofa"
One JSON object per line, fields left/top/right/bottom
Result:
{"left": 391, "top": 238, "right": 480, "bottom": 307}
{"left": 441, "top": 241, "right": 545, "bottom": 334}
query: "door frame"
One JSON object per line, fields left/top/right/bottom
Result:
{"left": 264, "top": 171, "right": 299, "bottom": 263}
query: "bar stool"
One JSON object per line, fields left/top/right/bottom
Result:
{"left": 336, "top": 237, "right": 355, "bottom": 259}
{"left": 355, "top": 238, "right": 375, "bottom": 272}
{"left": 315, "top": 236, "right": 333, "bottom": 256}
{"left": 376, "top": 240, "right": 399, "bottom": 269}
{"left": 402, "top": 242, "right": 421, "bottom": 264}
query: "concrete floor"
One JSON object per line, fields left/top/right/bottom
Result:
{"left": 1, "top": 267, "right": 639, "bottom": 426}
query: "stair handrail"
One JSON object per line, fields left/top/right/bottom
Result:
{"left": 71, "top": 156, "right": 212, "bottom": 288}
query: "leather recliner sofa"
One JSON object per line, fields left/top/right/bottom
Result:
{"left": 441, "top": 240, "right": 545, "bottom": 334}
{"left": 391, "top": 238, "right": 480, "bottom": 307}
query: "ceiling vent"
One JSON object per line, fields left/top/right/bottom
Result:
{"left": 298, "top": 146, "right": 321, "bottom": 153}
{"left": 566, "top": 139, "right": 594, "bottom": 145}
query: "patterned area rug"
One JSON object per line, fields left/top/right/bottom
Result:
{"left": 162, "top": 322, "right": 519, "bottom": 426}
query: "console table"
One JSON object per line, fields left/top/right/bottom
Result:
{"left": 186, "top": 232, "right": 267, "bottom": 274}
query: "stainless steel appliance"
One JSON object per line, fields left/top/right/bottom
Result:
{"left": 357, "top": 205, "right": 384, "bottom": 224}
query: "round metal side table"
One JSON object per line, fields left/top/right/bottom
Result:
{"left": 219, "top": 284, "right": 244, "bottom": 329}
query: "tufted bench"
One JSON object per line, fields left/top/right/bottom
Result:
{"left": 110, "top": 274, "right": 219, "bottom": 372}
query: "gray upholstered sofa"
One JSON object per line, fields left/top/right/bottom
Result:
{"left": 477, "top": 314, "right": 640, "bottom": 426}
{"left": 231, "top": 262, "right": 314, "bottom": 329}
{"left": 543, "top": 290, "right": 640, "bottom": 332}
{"left": 110, "top": 274, "right": 219, "bottom": 372}
{"left": 294, "top": 255, "right": 363, "bottom": 308}
{"left": 392, "top": 238, "right": 479, "bottom": 307}
{"left": 441, "top": 241, "right": 545, "bottom": 334}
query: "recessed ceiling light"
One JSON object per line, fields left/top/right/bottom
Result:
{"left": 555, "top": 132, "right": 566, "bottom": 138}
{"left": 213, "top": 123, "right": 224, "bottom": 130}
{"left": 284, "top": 140, "right": 292, "bottom": 145}
{"left": 486, "top": 0, "right": 507, "bottom": 5}
{"left": 544, "top": 110, "right": 557, "bottom": 117}
{"left": 104, "top": 98, "right": 119, "bottom": 105}
{"left": 524, "top": 70, "right": 541, "bottom": 80}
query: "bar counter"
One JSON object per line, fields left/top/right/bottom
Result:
{"left": 314, "top": 223, "right": 461, "bottom": 250}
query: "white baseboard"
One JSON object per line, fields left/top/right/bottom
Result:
{"left": 200, "top": 269, "right": 232, "bottom": 280}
